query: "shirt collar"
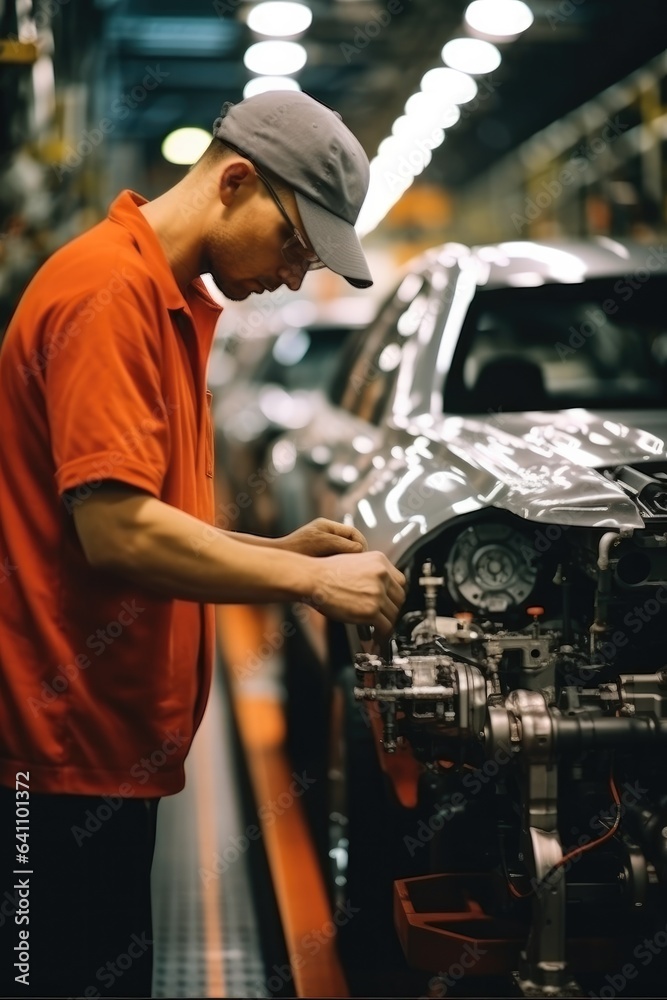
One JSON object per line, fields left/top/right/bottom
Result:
{"left": 107, "top": 190, "right": 221, "bottom": 315}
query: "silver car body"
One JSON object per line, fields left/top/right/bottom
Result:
{"left": 273, "top": 239, "right": 667, "bottom": 995}
{"left": 271, "top": 239, "right": 667, "bottom": 565}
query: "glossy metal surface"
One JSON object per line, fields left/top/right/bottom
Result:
{"left": 338, "top": 409, "right": 663, "bottom": 566}
{"left": 268, "top": 237, "right": 667, "bottom": 565}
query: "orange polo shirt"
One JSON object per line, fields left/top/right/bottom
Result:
{"left": 0, "top": 190, "right": 222, "bottom": 797}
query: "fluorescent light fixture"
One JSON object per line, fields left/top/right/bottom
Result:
{"left": 382, "top": 128, "right": 438, "bottom": 164}
{"left": 244, "top": 40, "right": 307, "bottom": 75}
{"left": 404, "top": 91, "right": 461, "bottom": 129}
{"left": 358, "top": 64, "right": 480, "bottom": 239}
{"left": 247, "top": 2, "right": 313, "bottom": 37}
{"left": 376, "top": 134, "right": 397, "bottom": 157}
{"left": 464, "top": 0, "right": 534, "bottom": 37}
{"left": 442, "top": 37, "right": 501, "bottom": 75}
{"left": 161, "top": 127, "right": 211, "bottom": 165}
{"left": 420, "top": 66, "right": 477, "bottom": 104}
{"left": 390, "top": 117, "right": 444, "bottom": 152}
{"left": 391, "top": 115, "right": 416, "bottom": 137}
{"left": 356, "top": 156, "right": 410, "bottom": 237}
{"left": 243, "top": 75, "right": 302, "bottom": 98}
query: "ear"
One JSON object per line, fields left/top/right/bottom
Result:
{"left": 218, "top": 159, "right": 256, "bottom": 207}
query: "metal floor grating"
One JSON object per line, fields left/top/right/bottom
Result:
{"left": 152, "top": 661, "right": 269, "bottom": 998}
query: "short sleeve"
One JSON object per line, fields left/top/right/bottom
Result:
{"left": 45, "top": 278, "right": 171, "bottom": 498}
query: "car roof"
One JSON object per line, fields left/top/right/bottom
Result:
{"left": 414, "top": 237, "right": 667, "bottom": 290}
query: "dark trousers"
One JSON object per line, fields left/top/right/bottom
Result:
{"left": 0, "top": 787, "right": 159, "bottom": 998}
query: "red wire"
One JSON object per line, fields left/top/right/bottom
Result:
{"left": 554, "top": 772, "right": 621, "bottom": 868}
{"left": 506, "top": 771, "right": 622, "bottom": 898}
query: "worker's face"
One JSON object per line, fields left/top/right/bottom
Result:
{"left": 203, "top": 162, "right": 315, "bottom": 301}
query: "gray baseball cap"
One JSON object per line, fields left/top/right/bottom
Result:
{"left": 212, "top": 91, "right": 372, "bottom": 288}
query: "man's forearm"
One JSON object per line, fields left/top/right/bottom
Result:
{"left": 78, "top": 493, "right": 317, "bottom": 604}
{"left": 220, "top": 528, "right": 285, "bottom": 548}
{"left": 73, "top": 488, "right": 407, "bottom": 634}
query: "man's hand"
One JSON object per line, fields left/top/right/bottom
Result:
{"left": 70, "top": 484, "right": 400, "bottom": 626}
{"left": 274, "top": 517, "right": 368, "bottom": 557}
{"left": 303, "top": 550, "right": 406, "bottom": 640}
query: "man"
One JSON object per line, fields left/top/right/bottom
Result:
{"left": 0, "top": 91, "right": 405, "bottom": 997}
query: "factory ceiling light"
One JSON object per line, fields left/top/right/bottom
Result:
{"left": 243, "top": 40, "right": 307, "bottom": 76}
{"left": 243, "top": 75, "right": 302, "bottom": 98}
{"left": 464, "top": 0, "right": 534, "bottom": 38}
{"left": 161, "top": 127, "right": 211, "bottom": 165}
{"left": 247, "top": 2, "right": 313, "bottom": 38}
{"left": 441, "top": 37, "right": 502, "bottom": 75}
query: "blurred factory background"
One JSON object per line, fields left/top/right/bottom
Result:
{"left": 4, "top": 6, "right": 667, "bottom": 998}
{"left": 1, "top": 0, "right": 666, "bottom": 335}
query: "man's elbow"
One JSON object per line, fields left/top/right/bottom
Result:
{"left": 69, "top": 485, "right": 151, "bottom": 574}
{"left": 75, "top": 517, "right": 137, "bottom": 573}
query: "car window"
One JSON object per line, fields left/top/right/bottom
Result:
{"left": 443, "top": 275, "right": 667, "bottom": 413}
{"left": 337, "top": 277, "right": 429, "bottom": 424}
{"left": 251, "top": 325, "right": 354, "bottom": 393}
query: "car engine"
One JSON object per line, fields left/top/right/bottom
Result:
{"left": 353, "top": 463, "right": 667, "bottom": 996}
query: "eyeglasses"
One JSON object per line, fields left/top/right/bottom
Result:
{"left": 253, "top": 166, "right": 325, "bottom": 273}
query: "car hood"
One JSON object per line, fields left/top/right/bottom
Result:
{"left": 340, "top": 408, "right": 667, "bottom": 566}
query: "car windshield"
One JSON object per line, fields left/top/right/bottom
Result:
{"left": 444, "top": 275, "right": 667, "bottom": 413}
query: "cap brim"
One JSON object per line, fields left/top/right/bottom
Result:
{"left": 294, "top": 192, "right": 372, "bottom": 289}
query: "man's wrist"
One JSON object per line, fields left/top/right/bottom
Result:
{"left": 265, "top": 547, "right": 318, "bottom": 602}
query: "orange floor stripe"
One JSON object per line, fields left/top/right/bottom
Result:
{"left": 192, "top": 700, "right": 227, "bottom": 997}
{"left": 216, "top": 604, "right": 350, "bottom": 999}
